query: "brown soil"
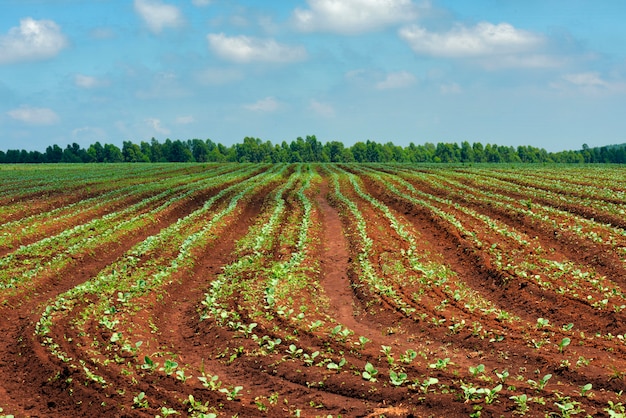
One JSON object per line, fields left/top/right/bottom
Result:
{"left": 1, "top": 165, "right": 625, "bottom": 418}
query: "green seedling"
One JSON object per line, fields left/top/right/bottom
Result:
{"left": 528, "top": 373, "right": 551, "bottom": 391}
{"left": 286, "top": 344, "right": 303, "bottom": 359}
{"left": 495, "top": 369, "right": 509, "bottom": 382}
{"left": 197, "top": 373, "right": 221, "bottom": 390}
{"left": 558, "top": 337, "right": 571, "bottom": 353}
{"left": 140, "top": 356, "right": 158, "bottom": 372}
{"left": 469, "top": 364, "right": 485, "bottom": 377}
{"left": 133, "top": 391, "right": 148, "bottom": 409}
{"left": 429, "top": 357, "right": 451, "bottom": 370}
{"left": 389, "top": 370, "right": 408, "bottom": 386}
{"left": 327, "top": 358, "right": 346, "bottom": 372}
{"left": 536, "top": 318, "right": 550, "bottom": 329}
{"left": 157, "top": 406, "right": 180, "bottom": 417}
{"left": 418, "top": 377, "right": 439, "bottom": 393}
{"left": 219, "top": 385, "right": 243, "bottom": 401}
{"left": 400, "top": 349, "right": 417, "bottom": 364}
{"left": 161, "top": 359, "right": 178, "bottom": 376}
{"left": 510, "top": 393, "right": 529, "bottom": 415}
{"left": 485, "top": 384, "right": 503, "bottom": 404}
{"left": 362, "top": 362, "right": 378, "bottom": 382}
{"left": 303, "top": 351, "right": 319, "bottom": 366}
{"left": 579, "top": 383, "right": 592, "bottom": 397}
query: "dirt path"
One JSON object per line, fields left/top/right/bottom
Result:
{"left": 315, "top": 180, "right": 357, "bottom": 328}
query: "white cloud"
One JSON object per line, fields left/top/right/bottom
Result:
{"left": 192, "top": 0, "right": 212, "bottom": 6}
{"left": 75, "top": 74, "right": 108, "bottom": 89}
{"left": 175, "top": 115, "right": 195, "bottom": 124}
{"left": 7, "top": 105, "right": 59, "bottom": 125}
{"left": 293, "top": 0, "right": 418, "bottom": 34}
{"left": 376, "top": 71, "right": 416, "bottom": 90}
{"left": 208, "top": 33, "right": 307, "bottom": 63}
{"left": 309, "top": 99, "right": 335, "bottom": 117}
{"left": 134, "top": 0, "right": 184, "bottom": 33}
{"left": 244, "top": 97, "right": 279, "bottom": 112}
{"left": 399, "top": 22, "right": 543, "bottom": 58}
{"left": 145, "top": 117, "right": 171, "bottom": 135}
{"left": 0, "top": 18, "right": 68, "bottom": 65}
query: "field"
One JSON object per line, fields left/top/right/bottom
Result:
{"left": 0, "top": 163, "right": 625, "bottom": 418}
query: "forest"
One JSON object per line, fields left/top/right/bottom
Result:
{"left": 1, "top": 135, "right": 625, "bottom": 164}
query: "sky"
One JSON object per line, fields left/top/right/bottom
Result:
{"left": 1, "top": 0, "right": 625, "bottom": 152}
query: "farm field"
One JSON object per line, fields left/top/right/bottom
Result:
{"left": 0, "top": 163, "right": 626, "bottom": 418}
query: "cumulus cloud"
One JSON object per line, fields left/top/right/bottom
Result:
{"left": 399, "top": 22, "right": 543, "bottom": 58}
{"left": 7, "top": 105, "right": 59, "bottom": 125}
{"left": 309, "top": 100, "right": 335, "bottom": 117}
{"left": 376, "top": 71, "right": 416, "bottom": 90}
{"left": 244, "top": 97, "right": 279, "bottom": 112}
{"left": 134, "top": 0, "right": 184, "bottom": 33}
{"left": 293, "top": 0, "right": 418, "bottom": 34}
{"left": 0, "top": 18, "right": 68, "bottom": 64}
{"left": 208, "top": 33, "right": 307, "bottom": 63}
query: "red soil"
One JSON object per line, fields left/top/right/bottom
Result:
{"left": 1, "top": 165, "right": 625, "bottom": 417}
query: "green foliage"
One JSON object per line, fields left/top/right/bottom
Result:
{"left": 6, "top": 136, "right": 625, "bottom": 164}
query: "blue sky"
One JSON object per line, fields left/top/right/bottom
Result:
{"left": 1, "top": 0, "right": 625, "bottom": 152}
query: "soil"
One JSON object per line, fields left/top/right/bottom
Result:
{"left": 1, "top": 164, "right": 625, "bottom": 417}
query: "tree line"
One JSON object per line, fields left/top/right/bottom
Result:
{"left": 1, "top": 136, "right": 625, "bottom": 164}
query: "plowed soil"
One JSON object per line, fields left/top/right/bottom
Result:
{"left": 1, "top": 164, "right": 625, "bottom": 418}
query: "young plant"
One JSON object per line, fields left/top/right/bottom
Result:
{"left": 578, "top": 383, "right": 593, "bottom": 397}
{"left": 558, "top": 337, "right": 571, "bottom": 353}
{"left": 536, "top": 317, "right": 550, "bottom": 329}
{"left": 554, "top": 396, "right": 583, "bottom": 417}
{"left": 389, "top": 370, "right": 408, "bottom": 386}
{"left": 495, "top": 369, "right": 510, "bottom": 383}
{"left": 161, "top": 359, "right": 178, "bottom": 376}
{"left": 484, "top": 384, "right": 503, "bottom": 404}
{"left": 175, "top": 369, "right": 191, "bottom": 383}
{"left": 469, "top": 364, "right": 485, "bottom": 377}
{"left": 400, "top": 349, "right": 417, "bottom": 364}
{"left": 510, "top": 393, "right": 530, "bottom": 415}
{"left": 362, "top": 362, "right": 378, "bottom": 382}
{"left": 302, "top": 351, "right": 319, "bottom": 367}
{"left": 418, "top": 377, "right": 439, "bottom": 393}
{"left": 527, "top": 374, "right": 552, "bottom": 391}
{"left": 219, "top": 385, "right": 243, "bottom": 401}
{"left": 133, "top": 391, "right": 149, "bottom": 409}
{"left": 197, "top": 373, "right": 221, "bottom": 390}
{"left": 140, "top": 355, "right": 158, "bottom": 372}
{"left": 429, "top": 357, "right": 451, "bottom": 370}
{"left": 157, "top": 406, "right": 180, "bottom": 417}
{"left": 285, "top": 344, "right": 303, "bottom": 359}
{"left": 327, "top": 358, "right": 346, "bottom": 372}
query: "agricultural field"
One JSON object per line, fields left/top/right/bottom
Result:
{"left": 1, "top": 163, "right": 626, "bottom": 418}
